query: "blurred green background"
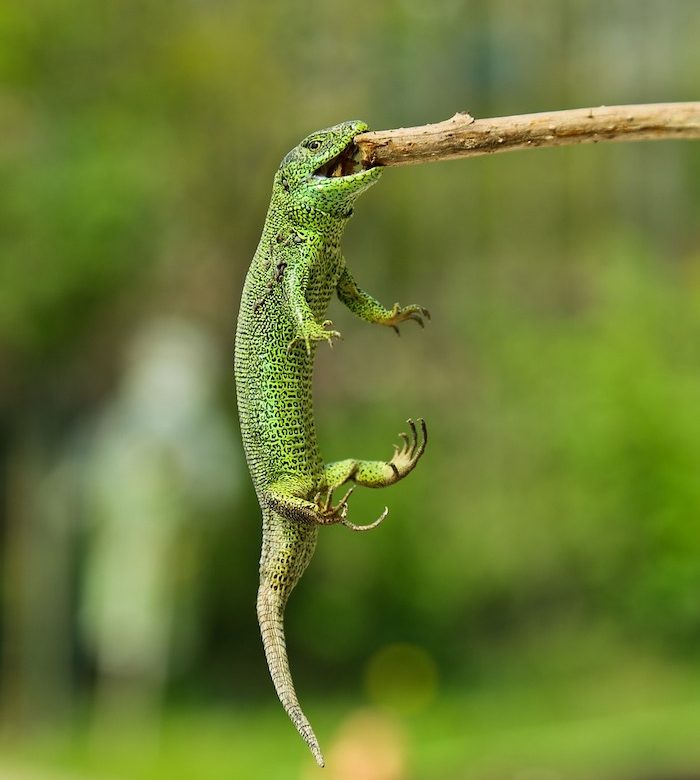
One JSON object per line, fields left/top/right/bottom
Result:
{"left": 1, "top": 1, "right": 700, "bottom": 778}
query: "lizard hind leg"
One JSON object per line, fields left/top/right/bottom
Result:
{"left": 317, "top": 418, "right": 428, "bottom": 533}
{"left": 312, "top": 485, "right": 388, "bottom": 532}
{"left": 265, "top": 481, "right": 385, "bottom": 531}
{"left": 323, "top": 417, "right": 428, "bottom": 491}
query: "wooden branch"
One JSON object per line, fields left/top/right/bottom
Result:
{"left": 354, "top": 102, "right": 700, "bottom": 168}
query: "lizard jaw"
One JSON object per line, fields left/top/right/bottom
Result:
{"left": 311, "top": 141, "right": 377, "bottom": 183}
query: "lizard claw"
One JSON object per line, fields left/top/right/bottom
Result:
{"left": 314, "top": 485, "right": 354, "bottom": 524}
{"left": 383, "top": 303, "right": 431, "bottom": 332}
{"left": 336, "top": 486, "right": 354, "bottom": 517}
{"left": 342, "top": 506, "right": 389, "bottom": 532}
{"left": 288, "top": 320, "right": 342, "bottom": 355}
{"left": 322, "top": 321, "right": 343, "bottom": 349}
{"left": 386, "top": 417, "right": 428, "bottom": 482}
{"left": 312, "top": 485, "right": 385, "bottom": 531}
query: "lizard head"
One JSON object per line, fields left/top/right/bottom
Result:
{"left": 276, "top": 120, "right": 382, "bottom": 219}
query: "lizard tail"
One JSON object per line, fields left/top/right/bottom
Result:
{"left": 257, "top": 582, "right": 325, "bottom": 767}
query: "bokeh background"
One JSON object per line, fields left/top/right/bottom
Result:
{"left": 1, "top": 1, "right": 700, "bottom": 778}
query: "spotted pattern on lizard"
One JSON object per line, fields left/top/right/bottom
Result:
{"left": 234, "top": 120, "right": 429, "bottom": 766}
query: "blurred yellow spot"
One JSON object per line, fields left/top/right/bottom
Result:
{"left": 302, "top": 709, "right": 406, "bottom": 780}
{"left": 364, "top": 643, "right": 438, "bottom": 714}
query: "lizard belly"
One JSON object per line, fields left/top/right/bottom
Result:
{"left": 235, "top": 240, "right": 341, "bottom": 495}
{"left": 235, "top": 321, "right": 323, "bottom": 495}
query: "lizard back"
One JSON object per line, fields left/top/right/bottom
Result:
{"left": 234, "top": 121, "right": 391, "bottom": 767}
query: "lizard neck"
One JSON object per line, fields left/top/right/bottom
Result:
{"left": 290, "top": 207, "right": 348, "bottom": 243}
{"left": 269, "top": 186, "right": 352, "bottom": 240}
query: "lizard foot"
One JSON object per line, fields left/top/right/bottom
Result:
{"left": 288, "top": 320, "right": 342, "bottom": 356}
{"left": 312, "top": 486, "right": 388, "bottom": 532}
{"left": 342, "top": 505, "right": 388, "bottom": 532}
{"left": 387, "top": 418, "right": 428, "bottom": 481}
{"left": 384, "top": 303, "right": 431, "bottom": 335}
{"left": 312, "top": 485, "right": 353, "bottom": 525}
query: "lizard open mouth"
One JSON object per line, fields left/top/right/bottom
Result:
{"left": 313, "top": 142, "right": 371, "bottom": 179}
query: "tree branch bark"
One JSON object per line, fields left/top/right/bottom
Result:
{"left": 354, "top": 102, "right": 700, "bottom": 168}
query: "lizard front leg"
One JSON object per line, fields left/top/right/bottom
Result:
{"left": 337, "top": 265, "right": 430, "bottom": 334}
{"left": 323, "top": 418, "right": 428, "bottom": 492}
{"left": 284, "top": 236, "right": 341, "bottom": 355}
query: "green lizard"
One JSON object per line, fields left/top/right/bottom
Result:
{"left": 234, "top": 120, "right": 429, "bottom": 766}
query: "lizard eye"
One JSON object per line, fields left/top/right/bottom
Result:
{"left": 305, "top": 139, "right": 322, "bottom": 151}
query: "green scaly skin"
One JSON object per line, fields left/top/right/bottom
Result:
{"left": 234, "top": 120, "right": 429, "bottom": 766}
